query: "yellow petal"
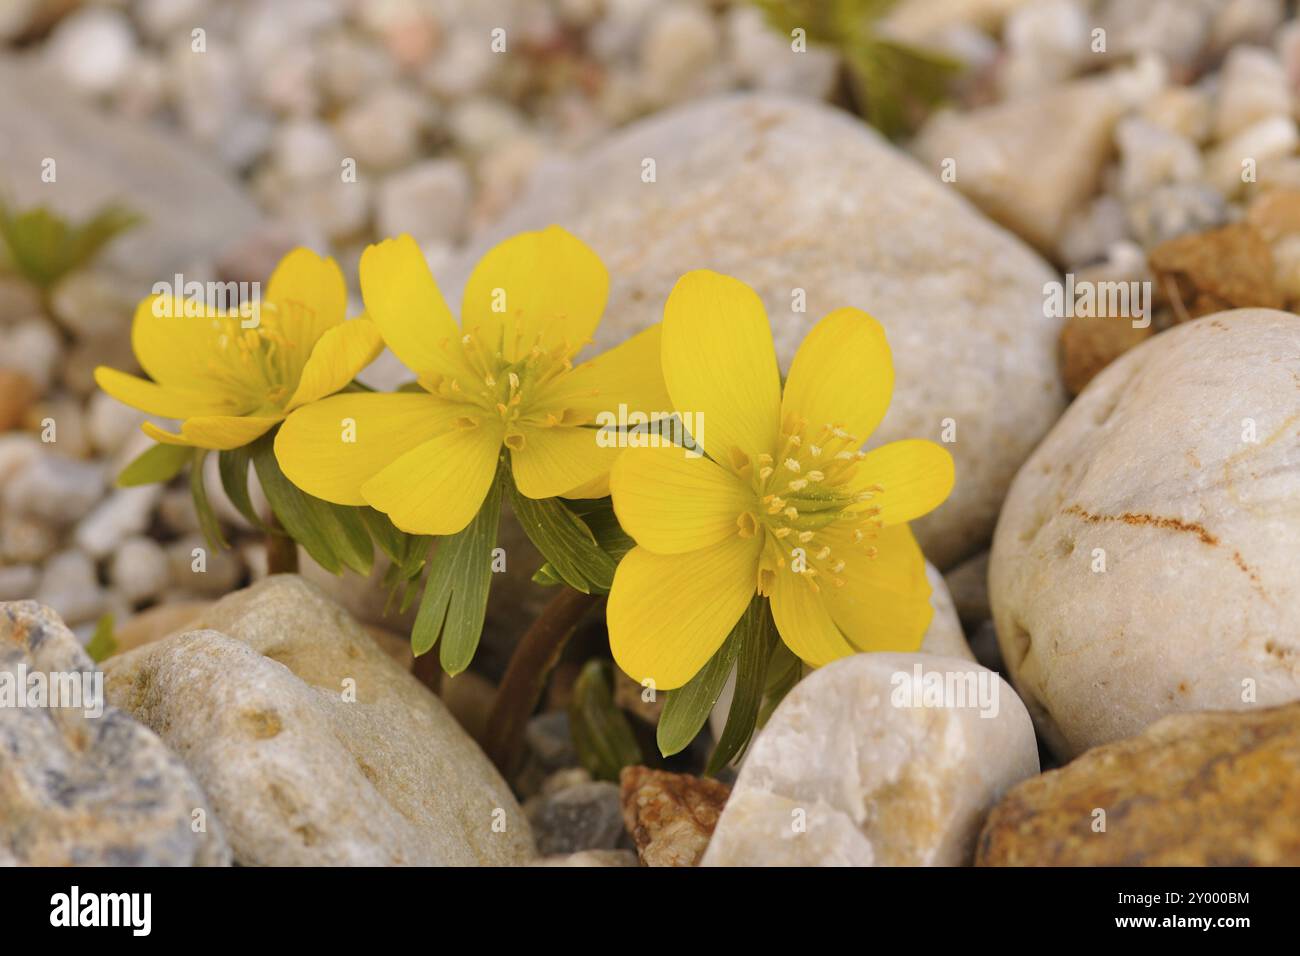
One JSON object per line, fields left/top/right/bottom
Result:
{"left": 361, "top": 420, "right": 504, "bottom": 535}
{"left": 661, "top": 270, "right": 781, "bottom": 466}
{"left": 610, "top": 445, "right": 754, "bottom": 555}
{"left": 143, "top": 416, "right": 280, "bottom": 451}
{"left": 509, "top": 424, "right": 618, "bottom": 500}
{"left": 851, "top": 439, "right": 955, "bottom": 526}
{"left": 769, "top": 565, "right": 857, "bottom": 668}
{"left": 275, "top": 391, "right": 471, "bottom": 506}
{"left": 529, "top": 324, "right": 672, "bottom": 423}
{"left": 460, "top": 226, "right": 609, "bottom": 363}
{"left": 563, "top": 472, "right": 610, "bottom": 499}
{"left": 130, "top": 294, "right": 241, "bottom": 395}
{"left": 264, "top": 247, "right": 348, "bottom": 347}
{"left": 285, "top": 318, "right": 384, "bottom": 411}
{"left": 781, "top": 307, "right": 893, "bottom": 444}
{"left": 818, "top": 524, "right": 933, "bottom": 653}
{"left": 606, "top": 536, "right": 762, "bottom": 690}
{"left": 94, "top": 366, "right": 230, "bottom": 419}
{"left": 359, "top": 234, "right": 469, "bottom": 381}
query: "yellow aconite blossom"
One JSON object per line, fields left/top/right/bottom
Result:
{"left": 273, "top": 227, "right": 670, "bottom": 535}
{"left": 607, "top": 271, "right": 955, "bottom": 690}
{"left": 94, "top": 249, "right": 383, "bottom": 450}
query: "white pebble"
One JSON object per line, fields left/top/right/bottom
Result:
{"left": 336, "top": 86, "right": 430, "bottom": 171}
{"left": 271, "top": 118, "right": 344, "bottom": 184}
{"left": 110, "top": 536, "right": 171, "bottom": 604}
{"left": 376, "top": 159, "right": 471, "bottom": 243}
{"left": 3, "top": 453, "right": 105, "bottom": 526}
{"left": 166, "top": 534, "right": 244, "bottom": 596}
{"left": 0, "top": 318, "right": 62, "bottom": 392}
{"left": 639, "top": 1, "right": 721, "bottom": 106}
{"left": 0, "top": 564, "right": 38, "bottom": 601}
{"left": 0, "top": 513, "right": 58, "bottom": 565}
{"left": 1116, "top": 116, "right": 1203, "bottom": 199}
{"left": 88, "top": 391, "right": 146, "bottom": 457}
{"left": 35, "top": 550, "right": 105, "bottom": 627}
{"left": 1207, "top": 115, "right": 1300, "bottom": 195}
{"left": 448, "top": 97, "right": 526, "bottom": 157}
{"left": 1214, "top": 46, "right": 1291, "bottom": 141}
{"left": 74, "top": 485, "right": 163, "bottom": 560}
{"left": 44, "top": 7, "right": 137, "bottom": 97}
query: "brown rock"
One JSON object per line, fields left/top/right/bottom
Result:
{"left": 1246, "top": 189, "right": 1300, "bottom": 242}
{"left": 0, "top": 369, "right": 37, "bottom": 432}
{"left": 977, "top": 702, "right": 1300, "bottom": 866}
{"left": 619, "top": 766, "right": 730, "bottom": 867}
{"left": 1149, "top": 222, "right": 1281, "bottom": 321}
{"left": 1059, "top": 315, "right": 1154, "bottom": 396}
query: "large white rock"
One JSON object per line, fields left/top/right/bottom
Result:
{"left": 702, "top": 652, "right": 1038, "bottom": 866}
{"left": 989, "top": 309, "right": 1300, "bottom": 758}
{"left": 104, "top": 576, "right": 535, "bottom": 866}
{"left": 372, "top": 94, "right": 1066, "bottom": 569}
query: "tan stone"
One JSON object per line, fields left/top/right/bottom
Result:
{"left": 978, "top": 702, "right": 1300, "bottom": 866}
{"left": 702, "top": 653, "right": 1039, "bottom": 866}
{"left": 620, "top": 766, "right": 729, "bottom": 867}
{"left": 911, "top": 76, "right": 1132, "bottom": 257}
{"left": 104, "top": 575, "right": 534, "bottom": 865}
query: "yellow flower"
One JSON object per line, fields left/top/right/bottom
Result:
{"left": 94, "top": 249, "right": 383, "bottom": 450}
{"left": 606, "top": 270, "right": 955, "bottom": 690}
{"left": 273, "top": 226, "right": 671, "bottom": 535}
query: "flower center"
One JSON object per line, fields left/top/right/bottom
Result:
{"left": 734, "top": 414, "right": 884, "bottom": 597}
{"left": 208, "top": 301, "right": 303, "bottom": 412}
{"left": 421, "top": 325, "right": 594, "bottom": 447}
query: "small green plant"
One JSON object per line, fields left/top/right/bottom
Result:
{"left": 0, "top": 196, "right": 141, "bottom": 290}
{"left": 753, "top": 0, "right": 962, "bottom": 138}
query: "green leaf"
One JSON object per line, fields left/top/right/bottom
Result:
{"left": 360, "top": 507, "right": 404, "bottom": 564}
{"left": 758, "top": 638, "right": 801, "bottom": 729}
{"left": 190, "top": 449, "right": 229, "bottom": 551}
{"left": 530, "top": 564, "right": 564, "bottom": 587}
{"left": 569, "top": 659, "right": 643, "bottom": 781}
{"left": 116, "top": 442, "right": 191, "bottom": 487}
{"left": 84, "top": 614, "right": 117, "bottom": 663}
{"left": 707, "top": 598, "right": 780, "bottom": 774}
{"left": 561, "top": 496, "right": 635, "bottom": 561}
{"left": 507, "top": 479, "right": 615, "bottom": 594}
{"left": 0, "top": 197, "right": 141, "bottom": 289}
{"left": 749, "top": 0, "right": 959, "bottom": 138}
{"left": 217, "top": 445, "right": 267, "bottom": 530}
{"left": 656, "top": 630, "right": 742, "bottom": 758}
{"left": 410, "top": 464, "right": 503, "bottom": 672}
{"left": 251, "top": 431, "right": 373, "bottom": 575}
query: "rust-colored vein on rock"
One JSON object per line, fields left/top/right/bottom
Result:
{"left": 1061, "top": 504, "right": 1220, "bottom": 546}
